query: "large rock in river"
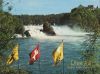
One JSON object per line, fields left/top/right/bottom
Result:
{"left": 24, "top": 30, "right": 31, "bottom": 37}
{"left": 40, "top": 22, "right": 56, "bottom": 36}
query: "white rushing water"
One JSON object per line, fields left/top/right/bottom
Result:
{"left": 22, "top": 25, "right": 89, "bottom": 42}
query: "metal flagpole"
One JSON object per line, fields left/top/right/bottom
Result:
{"left": 17, "top": 43, "right": 20, "bottom": 74}
{"left": 63, "top": 59, "right": 64, "bottom": 74}
{"left": 18, "top": 59, "right": 20, "bottom": 74}
{"left": 62, "top": 40, "right": 64, "bottom": 74}
{"left": 39, "top": 58, "right": 41, "bottom": 74}
{"left": 38, "top": 42, "right": 41, "bottom": 74}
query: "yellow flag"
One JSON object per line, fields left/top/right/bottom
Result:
{"left": 52, "top": 41, "right": 64, "bottom": 65}
{"left": 7, "top": 44, "right": 19, "bottom": 65}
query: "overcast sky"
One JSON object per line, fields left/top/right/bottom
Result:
{"left": 4, "top": 0, "right": 100, "bottom": 15}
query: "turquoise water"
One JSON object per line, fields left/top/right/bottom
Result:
{"left": 13, "top": 37, "right": 87, "bottom": 74}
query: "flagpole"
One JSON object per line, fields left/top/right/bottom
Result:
{"left": 62, "top": 40, "right": 64, "bottom": 74}
{"left": 18, "top": 59, "right": 20, "bottom": 74}
{"left": 63, "top": 59, "right": 64, "bottom": 74}
{"left": 18, "top": 43, "right": 20, "bottom": 74}
{"left": 38, "top": 42, "right": 41, "bottom": 74}
{"left": 39, "top": 58, "right": 41, "bottom": 74}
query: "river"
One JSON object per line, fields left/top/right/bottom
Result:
{"left": 11, "top": 25, "right": 97, "bottom": 74}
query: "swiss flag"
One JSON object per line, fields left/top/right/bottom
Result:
{"left": 29, "top": 44, "right": 40, "bottom": 65}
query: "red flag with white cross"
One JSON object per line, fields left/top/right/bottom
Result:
{"left": 29, "top": 44, "right": 40, "bottom": 65}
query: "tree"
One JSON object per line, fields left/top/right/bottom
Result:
{"left": 0, "top": 12, "right": 25, "bottom": 74}
{"left": 70, "top": 5, "right": 100, "bottom": 74}
{"left": 0, "top": 1, "right": 29, "bottom": 74}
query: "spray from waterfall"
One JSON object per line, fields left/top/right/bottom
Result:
{"left": 23, "top": 25, "right": 89, "bottom": 41}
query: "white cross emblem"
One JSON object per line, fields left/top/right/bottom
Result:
{"left": 32, "top": 49, "right": 39, "bottom": 60}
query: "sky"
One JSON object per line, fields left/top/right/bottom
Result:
{"left": 3, "top": 0, "right": 100, "bottom": 15}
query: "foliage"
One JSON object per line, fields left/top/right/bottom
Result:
{"left": 0, "top": 0, "right": 25, "bottom": 73}
{"left": 0, "top": 12, "right": 15, "bottom": 49}
{"left": 0, "top": 65, "right": 31, "bottom": 74}
{"left": 77, "top": 34, "right": 100, "bottom": 74}
{"left": 14, "top": 6, "right": 100, "bottom": 30}
{"left": 15, "top": 14, "right": 65, "bottom": 25}
{"left": 70, "top": 6, "right": 100, "bottom": 33}
{"left": 0, "top": 12, "right": 24, "bottom": 73}
{"left": 71, "top": 6, "right": 100, "bottom": 74}
{"left": 0, "top": 12, "right": 24, "bottom": 50}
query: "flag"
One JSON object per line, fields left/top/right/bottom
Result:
{"left": 52, "top": 41, "right": 64, "bottom": 65}
{"left": 29, "top": 44, "right": 40, "bottom": 65}
{"left": 7, "top": 44, "right": 19, "bottom": 65}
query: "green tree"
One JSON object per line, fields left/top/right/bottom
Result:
{"left": 0, "top": 1, "right": 28, "bottom": 74}
{"left": 0, "top": 12, "right": 25, "bottom": 74}
{"left": 70, "top": 6, "right": 100, "bottom": 74}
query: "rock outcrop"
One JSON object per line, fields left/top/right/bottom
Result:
{"left": 24, "top": 30, "right": 31, "bottom": 37}
{"left": 40, "top": 22, "right": 56, "bottom": 36}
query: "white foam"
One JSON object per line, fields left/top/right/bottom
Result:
{"left": 23, "top": 25, "right": 89, "bottom": 42}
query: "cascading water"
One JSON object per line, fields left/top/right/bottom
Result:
{"left": 53, "top": 25, "right": 89, "bottom": 36}
{"left": 23, "top": 25, "right": 89, "bottom": 42}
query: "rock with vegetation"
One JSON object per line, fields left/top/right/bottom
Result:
{"left": 40, "top": 22, "right": 56, "bottom": 36}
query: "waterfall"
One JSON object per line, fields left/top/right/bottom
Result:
{"left": 23, "top": 25, "right": 89, "bottom": 41}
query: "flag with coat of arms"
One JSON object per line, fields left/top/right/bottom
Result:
{"left": 29, "top": 44, "right": 40, "bottom": 65}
